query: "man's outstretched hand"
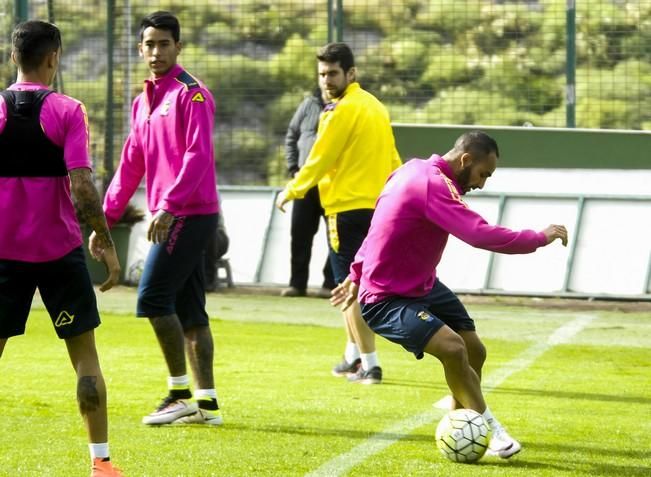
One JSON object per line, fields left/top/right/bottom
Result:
{"left": 542, "top": 224, "right": 568, "bottom": 247}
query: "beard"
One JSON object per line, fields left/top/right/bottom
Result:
{"left": 456, "top": 167, "right": 472, "bottom": 194}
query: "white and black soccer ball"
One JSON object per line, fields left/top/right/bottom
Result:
{"left": 435, "top": 409, "right": 491, "bottom": 463}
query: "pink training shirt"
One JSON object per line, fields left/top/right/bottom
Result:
{"left": 103, "top": 64, "right": 218, "bottom": 227}
{"left": 349, "top": 155, "right": 548, "bottom": 303}
{"left": 0, "top": 82, "right": 90, "bottom": 262}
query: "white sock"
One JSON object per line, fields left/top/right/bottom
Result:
{"left": 344, "top": 342, "right": 360, "bottom": 364}
{"left": 195, "top": 388, "right": 218, "bottom": 401}
{"left": 482, "top": 407, "right": 503, "bottom": 431}
{"left": 360, "top": 352, "right": 379, "bottom": 370}
{"left": 168, "top": 374, "right": 190, "bottom": 390}
{"left": 89, "top": 442, "right": 109, "bottom": 460}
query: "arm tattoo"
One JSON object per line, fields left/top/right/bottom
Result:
{"left": 69, "top": 169, "right": 114, "bottom": 249}
{"left": 77, "top": 376, "right": 100, "bottom": 413}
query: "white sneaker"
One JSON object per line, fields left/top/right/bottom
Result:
{"left": 486, "top": 427, "right": 522, "bottom": 458}
{"left": 173, "top": 408, "right": 224, "bottom": 425}
{"left": 142, "top": 396, "right": 198, "bottom": 425}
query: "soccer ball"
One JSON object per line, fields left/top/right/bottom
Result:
{"left": 435, "top": 409, "right": 491, "bottom": 463}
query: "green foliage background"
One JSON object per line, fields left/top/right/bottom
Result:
{"left": 1, "top": 0, "right": 649, "bottom": 185}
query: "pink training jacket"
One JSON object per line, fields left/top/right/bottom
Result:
{"left": 103, "top": 64, "right": 219, "bottom": 227}
{"left": 349, "top": 155, "right": 548, "bottom": 303}
{"left": 0, "top": 82, "right": 90, "bottom": 262}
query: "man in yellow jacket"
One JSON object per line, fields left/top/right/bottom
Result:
{"left": 277, "top": 42, "right": 401, "bottom": 384}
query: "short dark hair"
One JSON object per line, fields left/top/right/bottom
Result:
{"left": 12, "top": 21, "right": 62, "bottom": 73}
{"left": 317, "top": 42, "right": 355, "bottom": 73}
{"left": 454, "top": 131, "right": 500, "bottom": 159}
{"left": 140, "top": 11, "right": 180, "bottom": 42}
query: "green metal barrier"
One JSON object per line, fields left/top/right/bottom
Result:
{"left": 392, "top": 124, "right": 651, "bottom": 169}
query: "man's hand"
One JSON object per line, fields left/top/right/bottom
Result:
{"left": 88, "top": 231, "right": 101, "bottom": 261}
{"left": 88, "top": 231, "right": 121, "bottom": 291}
{"left": 330, "top": 277, "right": 359, "bottom": 311}
{"left": 275, "top": 189, "right": 291, "bottom": 213}
{"left": 542, "top": 224, "right": 568, "bottom": 247}
{"left": 98, "top": 245, "right": 121, "bottom": 292}
{"left": 148, "top": 210, "right": 175, "bottom": 243}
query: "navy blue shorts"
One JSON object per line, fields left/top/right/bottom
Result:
{"left": 0, "top": 247, "right": 100, "bottom": 339}
{"left": 361, "top": 280, "right": 475, "bottom": 359}
{"left": 327, "top": 209, "right": 374, "bottom": 284}
{"left": 137, "top": 214, "right": 216, "bottom": 330}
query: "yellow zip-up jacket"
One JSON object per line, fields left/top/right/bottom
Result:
{"left": 284, "top": 82, "right": 402, "bottom": 216}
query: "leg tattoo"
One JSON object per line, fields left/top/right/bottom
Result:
{"left": 77, "top": 376, "right": 100, "bottom": 414}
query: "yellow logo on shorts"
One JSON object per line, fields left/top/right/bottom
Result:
{"left": 55, "top": 311, "right": 75, "bottom": 327}
{"left": 417, "top": 311, "right": 432, "bottom": 321}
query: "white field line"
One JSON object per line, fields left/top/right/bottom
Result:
{"left": 305, "top": 313, "right": 597, "bottom": 477}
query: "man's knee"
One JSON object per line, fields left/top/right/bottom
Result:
{"left": 183, "top": 324, "right": 211, "bottom": 340}
{"left": 470, "top": 340, "right": 487, "bottom": 366}
{"left": 438, "top": 333, "right": 469, "bottom": 363}
{"left": 423, "top": 326, "right": 471, "bottom": 365}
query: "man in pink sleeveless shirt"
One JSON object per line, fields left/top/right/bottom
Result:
{"left": 332, "top": 131, "right": 568, "bottom": 460}
{"left": 0, "top": 21, "right": 123, "bottom": 477}
{"left": 91, "top": 11, "right": 222, "bottom": 426}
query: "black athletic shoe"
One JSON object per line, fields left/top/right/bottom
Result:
{"left": 280, "top": 287, "right": 306, "bottom": 297}
{"left": 331, "top": 357, "right": 361, "bottom": 377}
{"left": 348, "top": 366, "right": 382, "bottom": 384}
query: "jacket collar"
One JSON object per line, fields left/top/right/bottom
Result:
{"left": 145, "top": 64, "right": 183, "bottom": 88}
{"left": 432, "top": 155, "right": 463, "bottom": 194}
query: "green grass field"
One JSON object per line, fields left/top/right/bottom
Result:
{"left": 1, "top": 288, "right": 650, "bottom": 476}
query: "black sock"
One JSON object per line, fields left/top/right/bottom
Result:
{"left": 198, "top": 398, "right": 219, "bottom": 411}
{"left": 170, "top": 388, "right": 192, "bottom": 400}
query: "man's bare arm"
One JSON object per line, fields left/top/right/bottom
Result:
{"left": 69, "top": 168, "right": 113, "bottom": 250}
{"left": 69, "top": 168, "right": 120, "bottom": 291}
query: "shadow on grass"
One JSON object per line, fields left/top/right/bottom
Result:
{"left": 527, "top": 441, "right": 651, "bottom": 460}
{"left": 474, "top": 457, "right": 650, "bottom": 476}
{"left": 486, "top": 385, "right": 651, "bottom": 406}
{"left": 163, "top": 421, "right": 435, "bottom": 443}
{"left": 380, "top": 378, "right": 449, "bottom": 391}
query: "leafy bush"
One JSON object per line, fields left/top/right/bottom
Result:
{"left": 388, "top": 39, "right": 428, "bottom": 74}
{"left": 266, "top": 89, "right": 312, "bottom": 135}
{"left": 473, "top": 3, "right": 543, "bottom": 56}
{"left": 344, "top": 0, "right": 415, "bottom": 33}
{"left": 576, "top": 97, "right": 640, "bottom": 129}
{"left": 413, "top": 0, "right": 485, "bottom": 40}
{"left": 478, "top": 53, "right": 562, "bottom": 114}
{"left": 420, "top": 44, "right": 483, "bottom": 92}
{"left": 216, "top": 128, "right": 272, "bottom": 183}
{"left": 422, "top": 87, "right": 524, "bottom": 126}
{"left": 201, "top": 22, "right": 239, "bottom": 49}
{"left": 269, "top": 34, "right": 318, "bottom": 90}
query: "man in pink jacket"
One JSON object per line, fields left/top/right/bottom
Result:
{"left": 332, "top": 131, "right": 568, "bottom": 459}
{"left": 91, "top": 11, "right": 222, "bottom": 426}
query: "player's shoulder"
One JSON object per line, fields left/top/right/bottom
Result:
{"left": 174, "top": 69, "right": 202, "bottom": 90}
{"left": 174, "top": 69, "right": 212, "bottom": 103}
{"left": 323, "top": 95, "right": 356, "bottom": 117}
{"left": 45, "top": 91, "right": 87, "bottom": 115}
{"left": 50, "top": 91, "right": 83, "bottom": 105}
